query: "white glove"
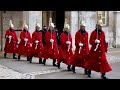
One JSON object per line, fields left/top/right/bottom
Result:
{"left": 6, "top": 35, "right": 8, "bottom": 38}
{"left": 35, "top": 40, "right": 39, "bottom": 44}
{"left": 30, "top": 43, "right": 32, "bottom": 47}
{"left": 95, "top": 39, "right": 100, "bottom": 44}
{"left": 24, "top": 38, "right": 28, "bottom": 42}
{"left": 66, "top": 41, "right": 71, "bottom": 45}
{"left": 79, "top": 43, "right": 83, "bottom": 47}
{"left": 17, "top": 42, "right": 20, "bottom": 44}
{"left": 8, "top": 35, "right": 12, "bottom": 39}
{"left": 50, "top": 39, "right": 54, "bottom": 43}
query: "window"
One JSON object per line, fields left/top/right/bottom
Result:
{"left": 97, "top": 11, "right": 108, "bottom": 26}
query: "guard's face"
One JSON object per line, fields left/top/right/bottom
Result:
{"left": 98, "top": 25, "right": 102, "bottom": 30}
{"left": 36, "top": 26, "right": 40, "bottom": 31}
{"left": 24, "top": 27, "right": 28, "bottom": 31}
{"left": 80, "top": 26, "right": 85, "bottom": 30}
{"left": 10, "top": 27, "right": 14, "bottom": 31}
{"left": 49, "top": 26, "right": 54, "bottom": 30}
{"left": 64, "top": 28, "right": 70, "bottom": 32}
{"left": 10, "top": 26, "right": 14, "bottom": 30}
{"left": 43, "top": 26, "right": 47, "bottom": 30}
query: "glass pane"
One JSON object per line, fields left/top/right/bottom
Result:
{"left": 102, "top": 18, "right": 105, "bottom": 24}
{"left": 102, "top": 11, "right": 105, "bottom": 17}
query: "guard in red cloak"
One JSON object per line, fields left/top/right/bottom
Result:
{"left": 57, "top": 19, "right": 73, "bottom": 71}
{"left": 17, "top": 20, "right": 32, "bottom": 61}
{"left": 42, "top": 18, "right": 59, "bottom": 66}
{"left": 29, "top": 22, "right": 43, "bottom": 64}
{"left": 4, "top": 20, "right": 18, "bottom": 59}
{"left": 71, "top": 21, "right": 89, "bottom": 74}
{"left": 84, "top": 19, "right": 112, "bottom": 79}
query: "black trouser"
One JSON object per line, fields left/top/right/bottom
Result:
{"left": 57, "top": 62, "right": 60, "bottom": 69}
{"left": 4, "top": 53, "right": 17, "bottom": 59}
{"left": 13, "top": 53, "right": 17, "bottom": 59}
{"left": 87, "top": 70, "right": 91, "bottom": 77}
{"left": 43, "top": 59, "right": 46, "bottom": 65}
{"left": 27, "top": 56, "right": 30, "bottom": 61}
{"left": 18, "top": 55, "right": 29, "bottom": 61}
{"left": 4, "top": 53, "right": 7, "bottom": 58}
{"left": 39, "top": 58, "right": 43, "bottom": 64}
{"left": 101, "top": 73, "right": 107, "bottom": 78}
{"left": 67, "top": 65, "right": 72, "bottom": 71}
{"left": 72, "top": 66, "right": 75, "bottom": 73}
{"left": 29, "top": 56, "right": 32, "bottom": 63}
{"left": 84, "top": 68, "right": 88, "bottom": 74}
{"left": 53, "top": 59, "right": 57, "bottom": 66}
{"left": 18, "top": 55, "right": 21, "bottom": 60}
{"left": 43, "top": 59, "right": 57, "bottom": 66}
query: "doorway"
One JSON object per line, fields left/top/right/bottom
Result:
{"left": 42, "top": 11, "right": 65, "bottom": 45}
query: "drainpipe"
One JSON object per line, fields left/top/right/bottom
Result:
{"left": 1, "top": 11, "right": 3, "bottom": 51}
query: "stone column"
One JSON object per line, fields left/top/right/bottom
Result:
{"left": 23, "top": 11, "right": 42, "bottom": 36}
{"left": 70, "top": 11, "right": 79, "bottom": 51}
{"left": 114, "top": 11, "right": 120, "bottom": 47}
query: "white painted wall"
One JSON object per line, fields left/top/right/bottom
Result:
{"left": 70, "top": 11, "right": 118, "bottom": 48}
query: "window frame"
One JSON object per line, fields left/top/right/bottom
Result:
{"left": 97, "top": 11, "right": 108, "bottom": 26}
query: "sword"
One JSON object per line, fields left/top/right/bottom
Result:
{"left": 8, "top": 36, "right": 12, "bottom": 43}
{"left": 35, "top": 40, "right": 39, "bottom": 49}
{"left": 79, "top": 46, "right": 81, "bottom": 54}
{"left": 35, "top": 43, "right": 38, "bottom": 49}
{"left": 78, "top": 14, "right": 82, "bottom": 54}
{"left": 67, "top": 33, "right": 70, "bottom": 52}
{"left": 94, "top": 11, "right": 102, "bottom": 51}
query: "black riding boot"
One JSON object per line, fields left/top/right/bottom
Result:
{"left": 27, "top": 56, "right": 30, "bottom": 61}
{"left": 4, "top": 53, "right": 7, "bottom": 58}
{"left": 43, "top": 59, "right": 46, "bottom": 65}
{"left": 53, "top": 59, "right": 57, "bottom": 67}
{"left": 39, "top": 58, "right": 43, "bottom": 64}
{"left": 72, "top": 66, "right": 76, "bottom": 73}
{"left": 67, "top": 65, "right": 72, "bottom": 71}
{"left": 57, "top": 63, "right": 60, "bottom": 69}
{"left": 101, "top": 73, "right": 108, "bottom": 79}
{"left": 13, "top": 53, "right": 17, "bottom": 59}
{"left": 29, "top": 57, "right": 32, "bottom": 63}
{"left": 84, "top": 68, "right": 88, "bottom": 75}
{"left": 18, "top": 55, "right": 21, "bottom": 60}
{"left": 87, "top": 70, "right": 91, "bottom": 77}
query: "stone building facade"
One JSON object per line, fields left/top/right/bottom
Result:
{"left": 0, "top": 11, "right": 120, "bottom": 51}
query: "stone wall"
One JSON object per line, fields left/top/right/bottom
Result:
{"left": 114, "top": 11, "right": 120, "bottom": 47}
{"left": 1, "top": 11, "right": 120, "bottom": 51}
{"left": 0, "top": 11, "right": 23, "bottom": 51}
{"left": 70, "top": 11, "right": 116, "bottom": 49}
{"left": 0, "top": 11, "right": 43, "bottom": 51}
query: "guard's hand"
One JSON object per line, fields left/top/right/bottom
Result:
{"left": 24, "top": 38, "right": 28, "bottom": 42}
{"left": 95, "top": 39, "right": 100, "bottom": 44}
{"left": 66, "top": 41, "right": 71, "bottom": 45}
{"left": 8, "top": 35, "right": 12, "bottom": 39}
{"left": 30, "top": 43, "right": 32, "bottom": 47}
{"left": 79, "top": 43, "right": 83, "bottom": 47}
{"left": 50, "top": 39, "right": 54, "bottom": 43}
{"left": 35, "top": 40, "right": 39, "bottom": 43}
{"left": 17, "top": 41, "right": 20, "bottom": 45}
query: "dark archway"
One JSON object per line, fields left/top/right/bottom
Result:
{"left": 56, "top": 11, "right": 65, "bottom": 45}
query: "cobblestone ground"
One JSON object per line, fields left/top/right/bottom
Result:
{"left": 0, "top": 65, "right": 22, "bottom": 79}
{"left": 0, "top": 48, "right": 120, "bottom": 79}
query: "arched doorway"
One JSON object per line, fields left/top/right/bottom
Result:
{"left": 42, "top": 11, "right": 56, "bottom": 27}
{"left": 42, "top": 11, "right": 65, "bottom": 45}
{"left": 42, "top": 11, "right": 65, "bottom": 32}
